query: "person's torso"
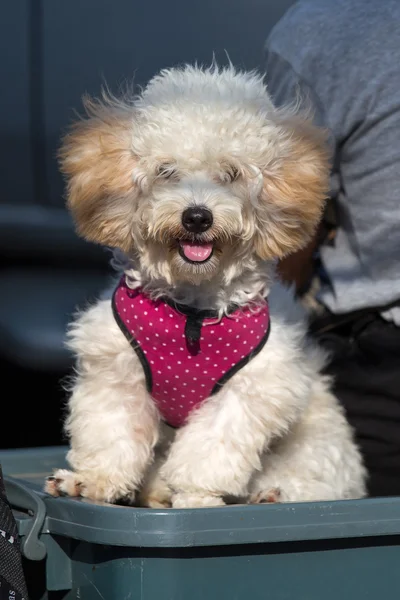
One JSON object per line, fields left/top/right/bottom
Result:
{"left": 267, "top": 0, "right": 400, "bottom": 322}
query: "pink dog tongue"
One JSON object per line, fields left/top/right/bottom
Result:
{"left": 180, "top": 241, "right": 213, "bottom": 262}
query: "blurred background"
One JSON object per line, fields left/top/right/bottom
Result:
{"left": 0, "top": 0, "right": 294, "bottom": 449}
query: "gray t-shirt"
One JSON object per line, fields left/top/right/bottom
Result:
{"left": 265, "top": 0, "right": 400, "bottom": 324}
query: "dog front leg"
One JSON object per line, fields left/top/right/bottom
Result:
{"left": 44, "top": 299, "right": 161, "bottom": 504}
{"left": 45, "top": 374, "right": 159, "bottom": 504}
{"left": 160, "top": 387, "right": 286, "bottom": 508}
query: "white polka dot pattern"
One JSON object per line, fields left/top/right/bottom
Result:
{"left": 113, "top": 277, "right": 270, "bottom": 428}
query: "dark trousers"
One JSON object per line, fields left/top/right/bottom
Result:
{"left": 314, "top": 311, "right": 400, "bottom": 497}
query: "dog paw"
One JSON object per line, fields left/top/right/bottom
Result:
{"left": 45, "top": 469, "right": 83, "bottom": 497}
{"left": 138, "top": 483, "right": 173, "bottom": 509}
{"left": 171, "top": 493, "right": 225, "bottom": 508}
{"left": 249, "top": 487, "right": 282, "bottom": 504}
{"left": 140, "top": 494, "right": 172, "bottom": 509}
{"left": 44, "top": 469, "right": 136, "bottom": 504}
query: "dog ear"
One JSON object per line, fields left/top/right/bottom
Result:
{"left": 59, "top": 96, "right": 139, "bottom": 252}
{"left": 253, "top": 115, "right": 330, "bottom": 260}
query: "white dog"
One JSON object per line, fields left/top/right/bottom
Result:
{"left": 45, "top": 65, "right": 366, "bottom": 508}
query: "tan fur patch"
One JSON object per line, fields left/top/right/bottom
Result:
{"left": 254, "top": 116, "right": 330, "bottom": 260}
{"left": 59, "top": 99, "right": 137, "bottom": 251}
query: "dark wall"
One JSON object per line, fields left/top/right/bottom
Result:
{"left": 0, "top": 0, "right": 294, "bottom": 212}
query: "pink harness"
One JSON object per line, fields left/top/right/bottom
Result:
{"left": 113, "top": 277, "right": 270, "bottom": 427}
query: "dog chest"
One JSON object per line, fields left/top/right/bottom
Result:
{"left": 112, "top": 276, "right": 270, "bottom": 427}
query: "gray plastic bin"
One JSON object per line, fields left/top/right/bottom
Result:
{"left": 1, "top": 446, "right": 400, "bottom": 599}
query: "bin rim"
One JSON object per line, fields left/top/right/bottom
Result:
{"left": 37, "top": 490, "right": 400, "bottom": 548}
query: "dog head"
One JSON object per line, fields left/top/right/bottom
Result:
{"left": 60, "top": 66, "right": 329, "bottom": 286}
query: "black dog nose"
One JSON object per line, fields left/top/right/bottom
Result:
{"left": 182, "top": 207, "right": 213, "bottom": 233}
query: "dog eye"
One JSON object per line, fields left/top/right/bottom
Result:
{"left": 224, "top": 166, "right": 240, "bottom": 182}
{"left": 156, "top": 164, "right": 178, "bottom": 179}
